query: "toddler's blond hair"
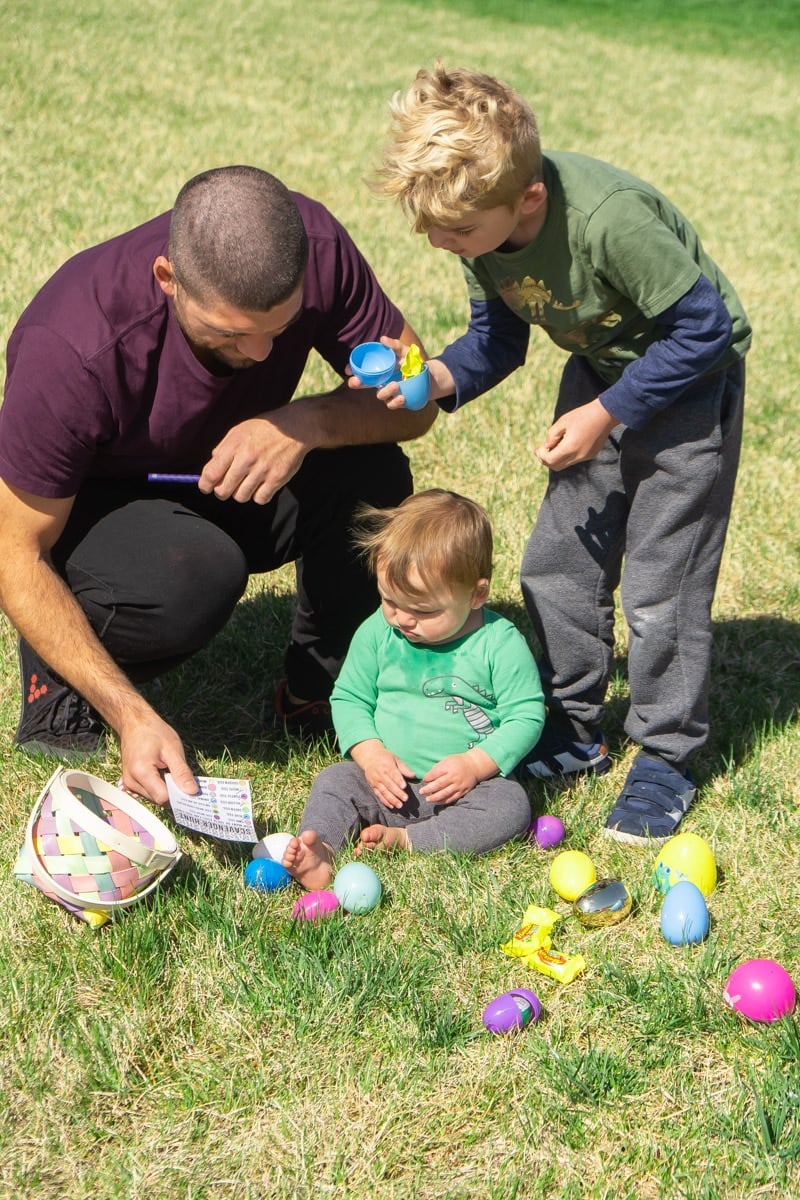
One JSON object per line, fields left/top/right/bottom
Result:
{"left": 354, "top": 489, "right": 493, "bottom": 598}
{"left": 373, "top": 61, "right": 541, "bottom": 232}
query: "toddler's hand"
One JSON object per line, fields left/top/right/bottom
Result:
{"left": 353, "top": 740, "right": 415, "bottom": 809}
{"left": 420, "top": 755, "right": 481, "bottom": 806}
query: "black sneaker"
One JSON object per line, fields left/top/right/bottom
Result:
{"left": 523, "top": 727, "right": 611, "bottom": 780}
{"left": 603, "top": 753, "right": 696, "bottom": 846}
{"left": 14, "top": 639, "right": 105, "bottom": 757}
{"left": 273, "top": 678, "right": 335, "bottom": 741}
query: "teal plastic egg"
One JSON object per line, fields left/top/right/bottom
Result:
{"left": 333, "top": 862, "right": 382, "bottom": 913}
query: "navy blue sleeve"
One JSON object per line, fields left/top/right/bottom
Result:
{"left": 436, "top": 298, "right": 530, "bottom": 412}
{"left": 599, "top": 274, "right": 734, "bottom": 430}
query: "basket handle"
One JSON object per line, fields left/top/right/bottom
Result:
{"left": 23, "top": 768, "right": 182, "bottom": 912}
{"left": 53, "top": 769, "right": 180, "bottom": 870}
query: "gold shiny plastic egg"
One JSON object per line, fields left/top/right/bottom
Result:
{"left": 574, "top": 878, "right": 632, "bottom": 926}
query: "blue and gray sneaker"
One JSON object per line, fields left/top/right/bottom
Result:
{"left": 524, "top": 728, "right": 611, "bottom": 780}
{"left": 603, "top": 753, "right": 696, "bottom": 846}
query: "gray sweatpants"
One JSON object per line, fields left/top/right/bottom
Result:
{"left": 521, "top": 355, "right": 745, "bottom": 770}
{"left": 299, "top": 760, "right": 532, "bottom": 854}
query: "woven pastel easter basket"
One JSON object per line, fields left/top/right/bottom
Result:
{"left": 14, "top": 767, "right": 182, "bottom": 927}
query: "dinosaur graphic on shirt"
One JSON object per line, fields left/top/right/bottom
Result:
{"left": 422, "top": 675, "right": 494, "bottom": 743}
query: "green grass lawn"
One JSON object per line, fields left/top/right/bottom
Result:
{"left": 1, "top": 2, "right": 799, "bottom": 1198}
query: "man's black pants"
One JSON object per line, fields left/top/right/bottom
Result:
{"left": 51, "top": 444, "right": 413, "bottom": 699}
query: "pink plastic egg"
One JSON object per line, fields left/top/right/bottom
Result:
{"left": 528, "top": 814, "right": 566, "bottom": 849}
{"left": 482, "top": 988, "right": 542, "bottom": 1034}
{"left": 723, "top": 959, "right": 796, "bottom": 1023}
{"left": 292, "top": 890, "right": 340, "bottom": 921}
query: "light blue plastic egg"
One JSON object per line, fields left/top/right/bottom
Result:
{"left": 659, "top": 879, "right": 709, "bottom": 945}
{"left": 332, "top": 862, "right": 382, "bottom": 913}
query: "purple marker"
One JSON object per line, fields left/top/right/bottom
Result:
{"left": 147, "top": 473, "right": 201, "bottom": 483}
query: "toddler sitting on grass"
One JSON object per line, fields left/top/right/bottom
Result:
{"left": 282, "top": 488, "right": 545, "bottom": 890}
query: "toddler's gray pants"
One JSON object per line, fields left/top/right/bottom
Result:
{"left": 299, "top": 760, "right": 531, "bottom": 854}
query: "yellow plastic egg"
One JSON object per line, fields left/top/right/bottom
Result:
{"left": 548, "top": 850, "right": 597, "bottom": 902}
{"left": 652, "top": 832, "right": 717, "bottom": 898}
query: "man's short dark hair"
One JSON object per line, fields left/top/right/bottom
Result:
{"left": 168, "top": 165, "right": 308, "bottom": 310}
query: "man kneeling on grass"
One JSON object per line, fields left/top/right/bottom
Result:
{"left": 282, "top": 489, "right": 545, "bottom": 890}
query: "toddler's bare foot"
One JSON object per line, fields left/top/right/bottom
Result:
{"left": 282, "top": 830, "right": 334, "bottom": 891}
{"left": 358, "top": 824, "right": 410, "bottom": 853}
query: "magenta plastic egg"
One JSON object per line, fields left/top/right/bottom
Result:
{"left": 482, "top": 988, "right": 542, "bottom": 1034}
{"left": 659, "top": 880, "right": 709, "bottom": 945}
{"left": 528, "top": 814, "right": 566, "bottom": 850}
{"left": 723, "top": 959, "right": 796, "bottom": 1023}
{"left": 292, "top": 889, "right": 340, "bottom": 921}
{"left": 244, "top": 857, "right": 292, "bottom": 892}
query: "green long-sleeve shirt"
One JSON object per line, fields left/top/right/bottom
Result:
{"left": 331, "top": 608, "right": 545, "bottom": 778}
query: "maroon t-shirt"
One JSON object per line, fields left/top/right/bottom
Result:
{"left": 0, "top": 194, "right": 403, "bottom": 498}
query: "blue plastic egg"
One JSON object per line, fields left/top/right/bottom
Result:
{"left": 244, "top": 857, "right": 292, "bottom": 892}
{"left": 348, "top": 342, "right": 399, "bottom": 388}
{"left": 659, "top": 880, "right": 709, "bottom": 945}
{"left": 398, "top": 363, "right": 430, "bottom": 410}
{"left": 332, "top": 862, "right": 382, "bottom": 913}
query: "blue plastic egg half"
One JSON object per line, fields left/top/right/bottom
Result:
{"left": 659, "top": 880, "right": 709, "bottom": 945}
{"left": 244, "top": 857, "right": 292, "bottom": 892}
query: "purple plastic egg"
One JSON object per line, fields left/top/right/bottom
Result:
{"left": 529, "top": 814, "right": 566, "bottom": 849}
{"left": 292, "top": 890, "right": 340, "bottom": 921}
{"left": 724, "top": 959, "right": 796, "bottom": 1023}
{"left": 482, "top": 988, "right": 542, "bottom": 1034}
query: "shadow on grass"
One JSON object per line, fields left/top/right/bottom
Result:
{"left": 139, "top": 588, "right": 299, "bottom": 763}
{"left": 707, "top": 615, "right": 800, "bottom": 766}
{"left": 141, "top": 590, "right": 799, "bottom": 782}
{"left": 476, "top": 603, "right": 800, "bottom": 789}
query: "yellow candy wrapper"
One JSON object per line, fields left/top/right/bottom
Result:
{"left": 525, "top": 946, "right": 586, "bottom": 984}
{"left": 501, "top": 903, "right": 561, "bottom": 959}
{"left": 401, "top": 343, "right": 424, "bottom": 379}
